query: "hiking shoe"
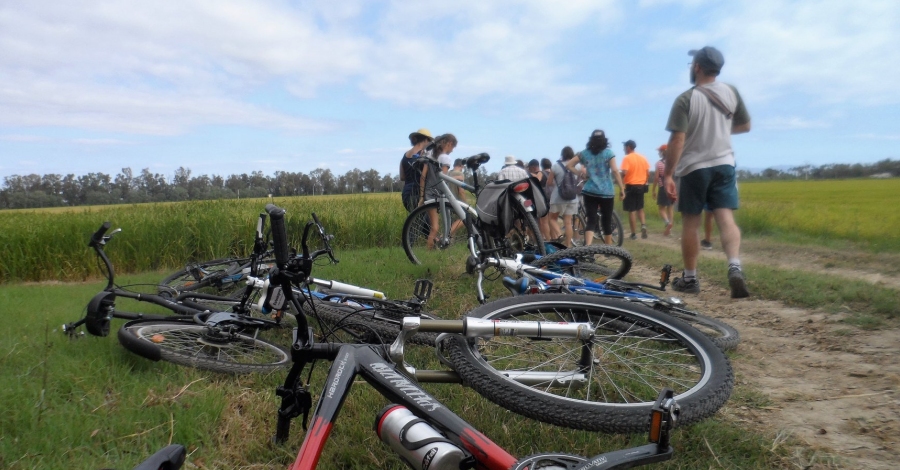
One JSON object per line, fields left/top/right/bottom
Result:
{"left": 728, "top": 266, "right": 750, "bottom": 299}
{"left": 701, "top": 239, "right": 713, "bottom": 250}
{"left": 641, "top": 226, "right": 648, "bottom": 239}
{"left": 671, "top": 276, "right": 700, "bottom": 294}
{"left": 629, "top": 233, "right": 637, "bottom": 240}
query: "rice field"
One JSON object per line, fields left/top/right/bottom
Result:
{"left": 0, "top": 177, "right": 897, "bottom": 284}
{"left": 735, "top": 178, "right": 899, "bottom": 251}
{"left": 0, "top": 194, "right": 407, "bottom": 284}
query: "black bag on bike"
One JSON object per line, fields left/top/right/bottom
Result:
{"left": 476, "top": 177, "right": 547, "bottom": 236}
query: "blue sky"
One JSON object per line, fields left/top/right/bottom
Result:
{"left": 1, "top": 0, "right": 898, "bottom": 182}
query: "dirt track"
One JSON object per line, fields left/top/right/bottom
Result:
{"left": 626, "top": 233, "right": 899, "bottom": 469}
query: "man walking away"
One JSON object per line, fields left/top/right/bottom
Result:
{"left": 620, "top": 140, "right": 650, "bottom": 240}
{"left": 663, "top": 46, "right": 751, "bottom": 298}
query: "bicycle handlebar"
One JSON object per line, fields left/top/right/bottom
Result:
{"left": 89, "top": 221, "right": 111, "bottom": 247}
{"left": 266, "top": 204, "right": 290, "bottom": 266}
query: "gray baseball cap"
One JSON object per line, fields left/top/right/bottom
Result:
{"left": 689, "top": 46, "right": 724, "bottom": 73}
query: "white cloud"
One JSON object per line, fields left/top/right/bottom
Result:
{"left": 688, "top": 0, "right": 900, "bottom": 105}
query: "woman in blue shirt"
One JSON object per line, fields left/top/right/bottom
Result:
{"left": 566, "top": 129, "right": 625, "bottom": 245}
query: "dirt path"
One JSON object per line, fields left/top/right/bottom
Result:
{"left": 625, "top": 233, "right": 899, "bottom": 469}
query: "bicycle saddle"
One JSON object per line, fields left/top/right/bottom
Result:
{"left": 465, "top": 153, "right": 490, "bottom": 169}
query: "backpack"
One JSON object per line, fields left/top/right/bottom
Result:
{"left": 557, "top": 160, "right": 578, "bottom": 201}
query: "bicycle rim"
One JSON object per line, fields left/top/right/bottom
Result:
{"left": 118, "top": 319, "right": 290, "bottom": 374}
{"left": 443, "top": 294, "right": 733, "bottom": 433}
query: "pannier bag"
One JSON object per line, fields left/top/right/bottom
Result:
{"left": 476, "top": 176, "right": 548, "bottom": 236}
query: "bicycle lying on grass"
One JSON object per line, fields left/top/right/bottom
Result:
{"left": 122, "top": 203, "right": 733, "bottom": 468}
{"left": 493, "top": 246, "right": 740, "bottom": 351}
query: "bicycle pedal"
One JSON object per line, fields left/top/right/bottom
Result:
{"left": 413, "top": 279, "right": 433, "bottom": 302}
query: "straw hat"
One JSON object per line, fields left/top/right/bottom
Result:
{"left": 409, "top": 128, "right": 434, "bottom": 141}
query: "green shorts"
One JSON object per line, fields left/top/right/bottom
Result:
{"left": 676, "top": 165, "right": 739, "bottom": 215}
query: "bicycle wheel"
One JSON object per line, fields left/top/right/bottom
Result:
{"left": 158, "top": 257, "right": 249, "bottom": 297}
{"left": 302, "top": 296, "right": 439, "bottom": 346}
{"left": 443, "top": 294, "right": 734, "bottom": 433}
{"left": 117, "top": 319, "right": 290, "bottom": 374}
{"left": 575, "top": 209, "right": 623, "bottom": 247}
{"left": 652, "top": 303, "right": 741, "bottom": 351}
{"left": 402, "top": 201, "right": 466, "bottom": 265}
{"left": 507, "top": 207, "right": 547, "bottom": 257}
{"left": 532, "top": 245, "right": 632, "bottom": 280}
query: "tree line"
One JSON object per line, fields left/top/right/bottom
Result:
{"left": 1, "top": 159, "right": 895, "bottom": 210}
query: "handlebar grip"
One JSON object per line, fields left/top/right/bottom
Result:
{"left": 89, "top": 221, "right": 111, "bottom": 247}
{"left": 266, "top": 204, "right": 290, "bottom": 266}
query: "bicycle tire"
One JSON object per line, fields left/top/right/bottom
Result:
{"left": 402, "top": 201, "right": 465, "bottom": 265}
{"left": 575, "top": 209, "right": 624, "bottom": 247}
{"left": 158, "top": 257, "right": 248, "bottom": 297}
{"left": 442, "top": 294, "right": 734, "bottom": 433}
{"left": 532, "top": 245, "right": 632, "bottom": 280}
{"left": 507, "top": 206, "right": 547, "bottom": 257}
{"left": 302, "top": 297, "right": 439, "bottom": 346}
{"left": 652, "top": 303, "right": 741, "bottom": 351}
{"left": 117, "top": 319, "right": 290, "bottom": 374}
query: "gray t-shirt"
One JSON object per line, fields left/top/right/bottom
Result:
{"left": 665, "top": 82, "right": 750, "bottom": 177}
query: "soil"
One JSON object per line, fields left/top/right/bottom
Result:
{"left": 627, "top": 232, "right": 900, "bottom": 469}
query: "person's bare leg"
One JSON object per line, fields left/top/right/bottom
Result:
{"left": 628, "top": 210, "right": 637, "bottom": 236}
{"left": 713, "top": 208, "right": 749, "bottom": 297}
{"left": 681, "top": 213, "right": 702, "bottom": 270}
{"left": 426, "top": 208, "right": 440, "bottom": 249}
{"left": 638, "top": 208, "right": 647, "bottom": 238}
{"left": 562, "top": 214, "right": 574, "bottom": 247}
{"left": 712, "top": 208, "right": 741, "bottom": 261}
{"left": 548, "top": 212, "right": 561, "bottom": 240}
{"left": 704, "top": 210, "right": 714, "bottom": 242}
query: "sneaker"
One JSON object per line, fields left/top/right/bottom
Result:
{"left": 671, "top": 276, "right": 700, "bottom": 294}
{"left": 641, "top": 225, "right": 648, "bottom": 239}
{"left": 701, "top": 239, "right": 713, "bottom": 250}
{"left": 629, "top": 233, "right": 637, "bottom": 240}
{"left": 663, "top": 222, "right": 673, "bottom": 237}
{"left": 728, "top": 266, "right": 750, "bottom": 299}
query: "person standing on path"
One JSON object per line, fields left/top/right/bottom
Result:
{"left": 663, "top": 46, "right": 752, "bottom": 298}
{"left": 400, "top": 128, "right": 433, "bottom": 212}
{"left": 652, "top": 144, "right": 676, "bottom": 236}
{"left": 566, "top": 130, "right": 625, "bottom": 246}
{"left": 546, "top": 147, "right": 579, "bottom": 245}
{"left": 620, "top": 140, "right": 650, "bottom": 240}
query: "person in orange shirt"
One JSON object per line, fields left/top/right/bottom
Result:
{"left": 619, "top": 140, "right": 651, "bottom": 239}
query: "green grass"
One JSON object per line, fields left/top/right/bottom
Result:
{"left": 0, "top": 250, "right": 807, "bottom": 469}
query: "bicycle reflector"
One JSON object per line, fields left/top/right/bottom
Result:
{"left": 512, "top": 182, "right": 530, "bottom": 193}
{"left": 649, "top": 388, "right": 678, "bottom": 446}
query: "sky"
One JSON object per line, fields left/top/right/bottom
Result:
{"left": 1, "top": 0, "right": 899, "bottom": 183}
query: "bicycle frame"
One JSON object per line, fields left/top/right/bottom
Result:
{"left": 481, "top": 255, "right": 700, "bottom": 316}
{"left": 281, "top": 317, "right": 677, "bottom": 470}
